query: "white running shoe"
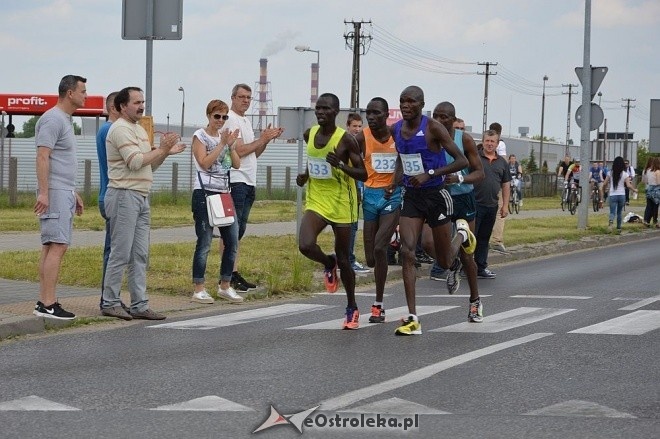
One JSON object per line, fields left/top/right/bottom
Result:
{"left": 191, "top": 290, "right": 214, "bottom": 304}
{"left": 217, "top": 286, "right": 244, "bottom": 303}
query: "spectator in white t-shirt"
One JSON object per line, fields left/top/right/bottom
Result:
{"left": 223, "top": 84, "right": 283, "bottom": 292}
{"left": 603, "top": 156, "right": 637, "bottom": 233}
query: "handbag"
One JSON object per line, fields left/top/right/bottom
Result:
{"left": 198, "top": 172, "right": 235, "bottom": 227}
{"left": 206, "top": 192, "right": 236, "bottom": 227}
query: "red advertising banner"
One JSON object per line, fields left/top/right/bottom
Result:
{"left": 0, "top": 94, "right": 105, "bottom": 116}
{"left": 387, "top": 108, "right": 403, "bottom": 126}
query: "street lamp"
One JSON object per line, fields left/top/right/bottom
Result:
{"left": 295, "top": 45, "right": 320, "bottom": 107}
{"left": 539, "top": 75, "right": 548, "bottom": 171}
{"left": 178, "top": 86, "right": 191, "bottom": 189}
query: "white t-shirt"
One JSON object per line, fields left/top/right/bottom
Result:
{"left": 225, "top": 109, "right": 257, "bottom": 186}
{"left": 609, "top": 171, "right": 629, "bottom": 197}
{"left": 497, "top": 140, "right": 507, "bottom": 157}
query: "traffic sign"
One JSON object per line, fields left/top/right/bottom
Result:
{"left": 575, "top": 103, "right": 604, "bottom": 131}
{"left": 575, "top": 67, "right": 608, "bottom": 100}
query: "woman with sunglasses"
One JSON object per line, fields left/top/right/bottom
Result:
{"left": 190, "top": 99, "right": 243, "bottom": 304}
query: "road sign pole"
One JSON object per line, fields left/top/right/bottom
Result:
{"left": 578, "top": 0, "right": 592, "bottom": 229}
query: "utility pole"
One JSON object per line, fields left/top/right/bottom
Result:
{"left": 344, "top": 20, "right": 372, "bottom": 110}
{"left": 621, "top": 97, "right": 636, "bottom": 161}
{"left": 477, "top": 62, "right": 497, "bottom": 133}
{"left": 562, "top": 83, "right": 578, "bottom": 156}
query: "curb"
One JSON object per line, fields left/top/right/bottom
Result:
{"left": 1, "top": 229, "right": 657, "bottom": 341}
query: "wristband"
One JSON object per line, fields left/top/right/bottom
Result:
{"left": 457, "top": 173, "right": 464, "bottom": 184}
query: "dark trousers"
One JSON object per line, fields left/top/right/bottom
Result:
{"left": 474, "top": 204, "right": 498, "bottom": 272}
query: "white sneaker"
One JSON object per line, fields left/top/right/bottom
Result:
{"left": 217, "top": 286, "right": 244, "bottom": 303}
{"left": 191, "top": 290, "right": 214, "bottom": 304}
{"left": 352, "top": 261, "right": 370, "bottom": 274}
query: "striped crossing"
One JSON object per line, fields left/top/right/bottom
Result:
{"left": 430, "top": 307, "right": 575, "bottom": 333}
{"left": 569, "top": 310, "right": 660, "bottom": 335}
{"left": 286, "top": 305, "right": 457, "bottom": 330}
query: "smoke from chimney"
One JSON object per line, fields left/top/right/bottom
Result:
{"left": 261, "top": 30, "right": 299, "bottom": 57}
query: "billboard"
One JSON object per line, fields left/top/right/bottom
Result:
{"left": 0, "top": 94, "right": 105, "bottom": 116}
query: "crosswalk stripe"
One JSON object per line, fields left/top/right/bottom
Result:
{"left": 430, "top": 307, "right": 575, "bottom": 333}
{"left": 510, "top": 295, "right": 591, "bottom": 300}
{"left": 617, "top": 295, "right": 660, "bottom": 311}
{"left": 286, "top": 305, "right": 457, "bottom": 330}
{"left": 417, "top": 294, "right": 492, "bottom": 298}
{"left": 0, "top": 395, "right": 80, "bottom": 411}
{"left": 148, "top": 304, "right": 333, "bottom": 330}
{"left": 569, "top": 310, "right": 660, "bottom": 335}
{"left": 314, "top": 292, "right": 391, "bottom": 297}
{"left": 151, "top": 396, "right": 254, "bottom": 412}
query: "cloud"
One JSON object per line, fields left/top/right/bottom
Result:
{"left": 556, "top": 0, "right": 660, "bottom": 28}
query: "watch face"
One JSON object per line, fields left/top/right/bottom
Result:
{"left": 428, "top": 169, "right": 435, "bottom": 175}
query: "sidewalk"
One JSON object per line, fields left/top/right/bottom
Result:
{"left": 1, "top": 210, "right": 656, "bottom": 340}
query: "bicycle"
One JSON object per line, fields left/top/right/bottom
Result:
{"left": 560, "top": 180, "right": 570, "bottom": 211}
{"left": 591, "top": 181, "right": 602, "bottom": 212}
{"left": 568, "top": 181, "right": 581, "bottom": 215}
{"left": 508, "top": 177, "right": 521, "bottom": 214}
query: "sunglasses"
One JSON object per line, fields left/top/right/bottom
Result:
{"left": 212, "top": 114, "right": 229, "bottom": 120}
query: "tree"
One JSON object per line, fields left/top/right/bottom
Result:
{"left": 16, "top": 116, "right": 39, "bottom": 138}
{"left": 636, "top": 140, "right": 659, "bottom": 174}
{"left": 531, "top": 134, "right": 557, "bottom": 142}
{"left": 16, "top": 115, "right": 81, "bottom": 137}
{"left": 541, "top": 160, "right": 549, "bottom": 174}
{"left": 526, "top": 148, "right": 538, "bottom": 173}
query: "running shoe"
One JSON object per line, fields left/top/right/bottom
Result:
{"left": 468, "top": 298, "right": 484, "bottom": 323}
{"left": 456, "top": 219, "right": 476, "bottom": 254}
{"left": 342, "top": 307, "right": 360, "bottom": 330}
{"left": 446, "top": 258, "right": 462, "bottom": 295}
{"left": 415, "top": 251, "right": 434, "bottom": 265}
{"left": 33, "top": 301, "right": 75, "bottom": 320}
{"left": 368, "top": 305, "right": 385, "bottom": 323}
{"left": 324, "top": 255, "right": 339, "bottom": 293}
{"left": 395, "top": 316, "right": 422, "bottom": 335}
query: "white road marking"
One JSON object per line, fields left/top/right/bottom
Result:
{"left": 319, "top": 333, "right": 552, "bottom": 411}
{"left": 569, "top": 310, "right": 660, "bottom": 335}
{"left": 0, "top": 395, "right": 80, "bottom": 411}
{"left": 286, "top": 305, "right": 457, "bottom": 330}
{"left": 417, "top": 294, "right": 493, "bottom": 298}
{"left": 617, "top": 295, "right": 660, "bottom": 311}
{"left": 431, "top": 307, "right": 574, "bottom": 333}
{"left": 524, "top": 399, "right": 636, "bottom": 418}
{"left": 148, "top": 304, "right": 333, "bottom": 330}
{"left": 151, "top": 396, "right": 254, "bottom": 412}
{"left": 510, "top": 295, "right": 591, "bottom": 300}
{"left": 314, "top": 292, "right": 391, "bottom": 297}
{"left": 339, "top": 397, "right": 449, "bottom": 415}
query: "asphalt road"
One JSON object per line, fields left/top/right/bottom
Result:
{"left": 0, "top": 237, "right": 658, "bottom": 439}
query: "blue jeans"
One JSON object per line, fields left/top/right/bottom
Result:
{"left": 98, "top": 200, "right": 111, "bottom": 308}
{"left": 230, "top": 183, "right": 255, "bottom": 240}
{"left": 192, "top": 190, "right": 239, "bottom": 284}
{"left": 608, "top": 194, "right": 625, "bottom": 229}
{"left": 474, "top": 204, "right": 498, "bottom": 272}
{"left": 349, "top": 221, "right": 358, "bottom": 265}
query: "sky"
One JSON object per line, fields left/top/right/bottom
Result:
{"left": 1, "top": 0, "right": 658, "bottom": 144}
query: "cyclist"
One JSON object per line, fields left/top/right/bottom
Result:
{"left": 508, "top": 154, "right": 523, "bottom": 206}
{"left": 589, "top": 161, "right": 604, "bottom": 208}
{"left": 565, "top": 159, "right": 582, "bottom": 202}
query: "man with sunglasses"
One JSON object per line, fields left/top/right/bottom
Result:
{"left": 224, "top": 84, "right": 283, "bottom": 292}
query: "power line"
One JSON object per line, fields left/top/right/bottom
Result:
{"left": 477, "top": 61, "right": 497, "bottom": 133}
